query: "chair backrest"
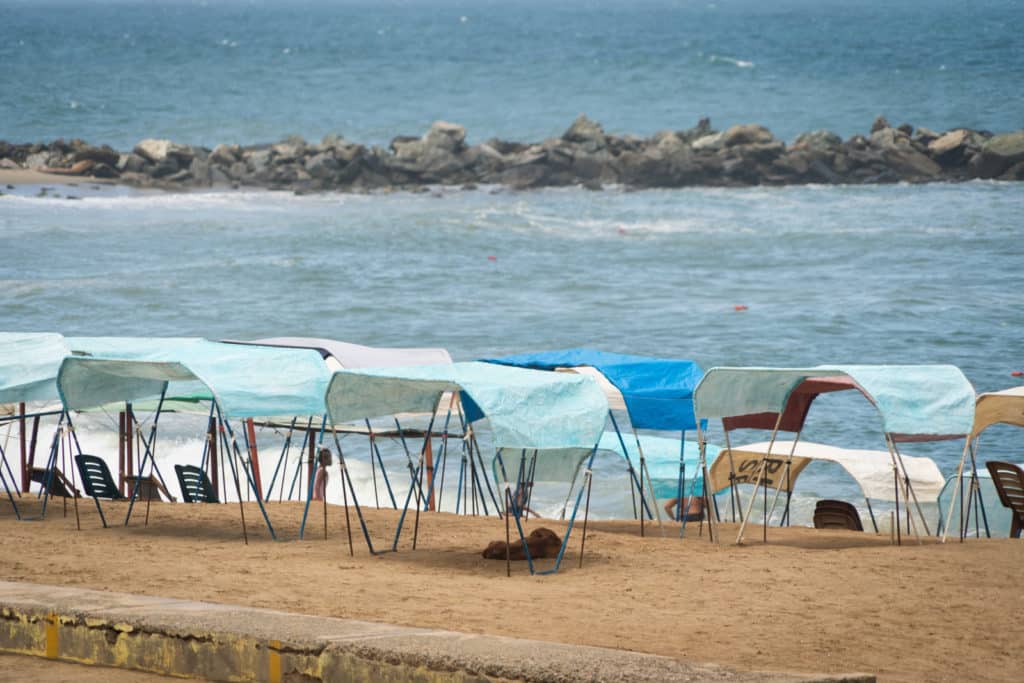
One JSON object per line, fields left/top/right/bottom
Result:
{"left": 175, "top": 464, "right": 218, "bottom": 503}
{"left": 985, "top": 461, "right": 1024, "bottom": 536}
{"left": 74, "top": 455, "right": 123, "bottom": 500}
{"left": 813, "top": 499, "right": 864, "bottom": 531}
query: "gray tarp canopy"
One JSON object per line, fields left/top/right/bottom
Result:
{"left": 225, "top": 337, "right": 452, "bottom": 370}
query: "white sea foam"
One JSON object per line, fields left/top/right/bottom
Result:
{"left": 709, "top": 54, "right": 754, "bottom": 68}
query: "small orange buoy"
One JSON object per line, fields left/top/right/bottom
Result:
{"left": 1012, "top": 371, "right": 1023, "bottom": 377}
{"left": 733, "top": 305, "right": 748, "bottom": 311}
{"left": 487, "top": 255, "right": 497, "bottom": 261}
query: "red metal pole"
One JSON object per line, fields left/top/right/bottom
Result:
{"left": 425, "top": 436, "right": 435, "bottom": 512}
{"left": 245, "top": 418, "right": 263, "bottom": 500}
{"left": 19, "top": 402, "right": 27, "bottom": 492}
{"left": 28, "top": 416, "right": 40, "bottom": 486}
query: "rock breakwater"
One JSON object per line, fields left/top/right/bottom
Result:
{"left": 2, "top": 115, "right": 1022, "bottom": 193}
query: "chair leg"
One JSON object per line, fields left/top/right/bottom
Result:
{"left": 1011, "top": 515, "right": 1021, "bottom": 539}
{"left": 92, "top": 495, "right": 108, "bottom": 528}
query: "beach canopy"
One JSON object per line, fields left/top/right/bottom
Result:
{"left": 502, "top": 431, "right": 716, "bottom": 496}
{"left": 226, "top": 337, "right": 452, "bottom": 369}
{"left": 972, "top": 386, "right": 1024, "bottom": 437}
{"left": 708, "top": 440, "right": 945, "bottom": 502}
{"left": 482, "top": 348, "right": 704, "bottom": 431}
{"left": 0, "top": 332, "right": 72, "bottom": 404}
{"left": 326, "top": 361, "right": 607, "bottom": 451}
{"left": 68, "top": 336, "right": 206, "bottom": 360}
{"left": 58, "top": 339, "right": 330, "bottom": 419}
{"left": 694, "top": 365, "right": 975, "bottom": 442}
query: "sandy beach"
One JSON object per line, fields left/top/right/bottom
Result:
{"left": 1, "top": 497, "right": 1019, "bottom": 682}
{"left": 0, "top": 168, "right": 113, "bottom": 187}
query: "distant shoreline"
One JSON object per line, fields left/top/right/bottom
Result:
{"left": 2, "top": 116, "right": 1022, "bottom": 194}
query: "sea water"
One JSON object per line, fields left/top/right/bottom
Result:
{"left": 2, "top": 0, "right": 1023, "bottom": 528}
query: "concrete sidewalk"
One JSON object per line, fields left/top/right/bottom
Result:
{"left": 0, "top": 581, "right": 873, "bottom": 682}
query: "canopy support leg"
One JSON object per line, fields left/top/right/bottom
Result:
{"left": 735, "top": 413, "right": 785, "bottom": 545}
{"left": 941, "top": 438, "right": 972, "bottom": 543}
{"left": 539, "top": 443, "right": 600, "bottom": 575}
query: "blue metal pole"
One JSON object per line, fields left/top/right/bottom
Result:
{"left": 495, "top": 448, "right": 536, "bottom": 575}
{"left": 539, "top": 443, "right": 601, "bottom": 575}
{"left": 220, "top": 412, "right": 277, "bottom": 541}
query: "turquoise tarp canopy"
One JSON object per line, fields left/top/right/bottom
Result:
{"left": 0, "top": 332, "right": 72, "bottom": 404}
{"left": 694, "top": 365, "right": 976, "bottom": 440}
{"left": 58, "top": 339, "right": 331, "bottom": 419}
{"left": 326, "top": 361, "right": 608, "bottom": 451}
{"left": 68, "top": 336, "right": 206, "bottom": 360}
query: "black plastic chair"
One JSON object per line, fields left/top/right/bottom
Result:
{"left": 813, "top": 499, "right": 864, "bottom": 532}
{"left": 74, "top": 454, "right": 124, "bottom": 528}
{"left": 985, "top": 461, "right": 1024, "bottom": 538}
{"left": 175, "top": 464, "right": 219, "bottom": 504}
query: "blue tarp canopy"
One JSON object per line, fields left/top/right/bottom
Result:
{"left": 0, "top": 332, "right": 71, "bottom": 404}
{"left": 482, "top": 348, "right": 704, "bottom": 431}
{"left": 325, "top": 361, "right": 608, "bottom": 452}
{"left": 694, "top": 365, "right": 976, "bottom": 441}
{"left": 58, "top": 339, "right": 331, "bottom": 419}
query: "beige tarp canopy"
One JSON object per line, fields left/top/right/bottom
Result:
{"left": 709, "top": 440, "right": 946, "bottom": 503}
{"left": 972, "top": 386, "right": 1024, "bottom": 437}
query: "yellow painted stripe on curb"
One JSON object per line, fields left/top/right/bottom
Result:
{"left": 45, "top": 613, "right": 59, "bottom": 659}
{"left": 268, "top": 639, "right": 281, "bottom": 683}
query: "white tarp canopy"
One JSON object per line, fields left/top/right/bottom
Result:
{"left": 709, "top": 440, "right": 946, "bottom": 503}
{"left": 228, "top": 337, "right": 452, "bottom": 371}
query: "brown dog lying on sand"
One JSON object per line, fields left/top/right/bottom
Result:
{"left": 482, "top": 527, "right": 562, "bottom": 560}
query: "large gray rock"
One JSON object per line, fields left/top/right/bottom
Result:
{"left": 884, "top": 146, "right": 942, "bottom": 179}
{"left": 721, "top": 124, "right": 774, "bottom": 147}
{"left": 972, "top": 130, "right": 1024, "bottom": 178}
{"left": 927, "top": 129, "right": 983, "bottom": 168}
{"left": 25, "top": 151, "right": 53, "bottom": 169}
{"left": 869, "top": 127, "right": 911, "bottom": 150}
{"left": 791, "top": 130, "right": 842, "bottom": 153}
{"left": 423, "top": 121, "right": 467, "bottom": 153}
{"left": 691, "top": 132, "right": 724, "bottom": 151}
{"left": 133, "top": 139, "right": 175, "bottom": 163}
{"left": 189, "top": 158, "right": 212, "bottom": 185}
{"left": 562, "top": 114, "right": 606, "bottom": 148}
{"left": 72, "top": 145, "right": 119, "bottom": 167}
{"left": 210, "top": 144, "right": 239, "bottom": 166}
{"left": 117, "top": 153, "right": 147, "bottom": 173}
{"left": 304, "top": 152, "right": 340, "bottom": 180}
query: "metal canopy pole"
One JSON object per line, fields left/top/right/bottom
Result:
{"left": 219, "top": 410, "right": 277, "bottom": 542}
{"left": 124, "top": 386, "right": 168, "bottom": 526}
{"left": 941, "top": 438, "right": 973, "bottom": 543}
{"left": 263, "top": 416, "right": 297, "bottom": 501}
{"left": 735, "top": 412, "right": 785, "bottom": 545}
{"left": 695, "top": 420, "right": 718, "bottom": 544}
{"left": 884, "top": 435, "right": 923, "bottom": 544}
{"left": 607, "top": 411, "right": 649, "bottom": 520}
{"left": 393, "top": 402, "right": 440, "bottom": 552}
